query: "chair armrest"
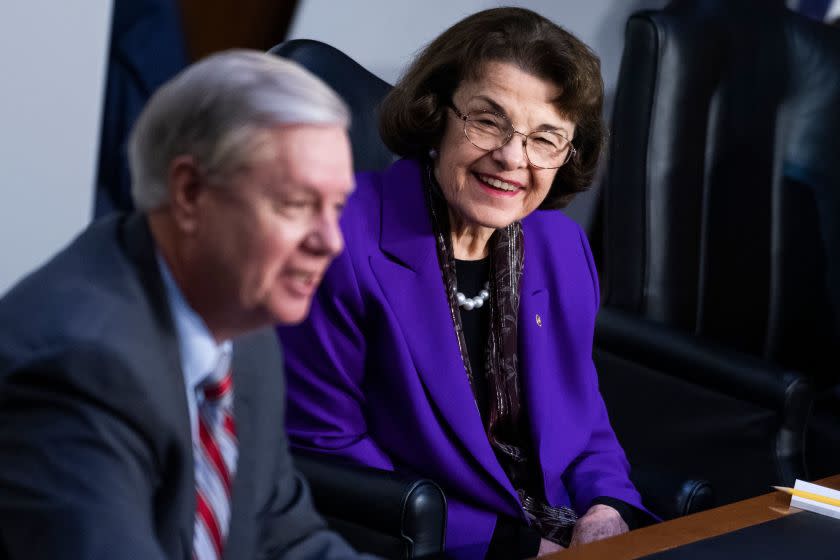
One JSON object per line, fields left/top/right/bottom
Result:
{"left": 293, "top": 453, "right": 446, "bottom": 558}
{"left": 631, "top": 465, "right": 714, "bottom": 521}
{"left": 595, "top": 307, "right": 811, "bottom": 411}
{"left": 595, "top": 307, "right": 814, "bottom": 483}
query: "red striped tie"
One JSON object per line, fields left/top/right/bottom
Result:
{"left": 192, "top": 368, "right": 237, "bottom": 560}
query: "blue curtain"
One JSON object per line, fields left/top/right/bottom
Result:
{"left": 797, "top": 0, "right": 832, "bottom": 20}
{"left": 94, "top": 0, "right": 188, "bottom": 217}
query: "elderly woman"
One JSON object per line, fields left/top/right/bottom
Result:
{"left": 277, "top": 7, "right": 651, "bottom": 558}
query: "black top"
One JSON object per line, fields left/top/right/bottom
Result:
{"left": 455, "top": 258, "right": 651, "bottom": 556}
{"left": 454, "top": 257, "right": 493, "bottom": 423}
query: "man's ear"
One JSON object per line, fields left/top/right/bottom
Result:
{"left": 167, "top": 155, "right": 204, "bottom": 234}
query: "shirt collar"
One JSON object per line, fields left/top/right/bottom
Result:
{"left": 156, "top": 253, "right": 232, "bottom": 391}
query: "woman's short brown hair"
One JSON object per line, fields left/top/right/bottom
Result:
{"left": 379, "top": 7, "right": 605, "bottom": 209}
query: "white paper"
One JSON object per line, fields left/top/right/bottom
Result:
{"left": 790, "top": 479, "right": 840, "bottom": 521}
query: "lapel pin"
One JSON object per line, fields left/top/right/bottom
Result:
{"left": 536, "top": 314, "right": 542, "bottom": 327}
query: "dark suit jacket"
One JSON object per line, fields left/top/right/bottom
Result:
{"left": 0, "top": 214, "right": 363, "bottom": 559}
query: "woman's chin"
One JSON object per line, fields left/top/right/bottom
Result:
{"left": 462, "top": 210, "right": 518, "bottom": 231}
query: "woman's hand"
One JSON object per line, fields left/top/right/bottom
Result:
{"left": 569, "top": 504, "right": 629, "bottom": 547}
{"left": 537, "top": 537, "right": 565, "bottom": 556}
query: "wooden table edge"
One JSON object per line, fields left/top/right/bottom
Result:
{"left": 548, "top": 474, "right": 840, "bottom": 560}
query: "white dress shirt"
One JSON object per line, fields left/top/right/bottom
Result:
{"left": 156, "top": 254, "right": 232, "bottom": 442}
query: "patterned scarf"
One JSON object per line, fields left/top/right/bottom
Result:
{"left": 423, "top": 164, "right": 578, "bottom": 546}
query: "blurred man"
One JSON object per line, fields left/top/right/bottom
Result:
{"left": 0, "top": 50, "right": 365, "bottom": 560}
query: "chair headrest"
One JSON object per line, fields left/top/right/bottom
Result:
{"left": 269, "top": 39, "right": 397, "bottom": 172}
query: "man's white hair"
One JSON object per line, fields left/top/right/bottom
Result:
{"left": 128, "top": 49, "right": 350, "bottom": 211}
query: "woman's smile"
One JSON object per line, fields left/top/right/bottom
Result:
{"left": 473, "top": 172, "right": 524, "bottom": 197}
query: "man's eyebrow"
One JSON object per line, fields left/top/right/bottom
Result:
{"left": 267, "top": 179, "right": 317, "bottom": 194}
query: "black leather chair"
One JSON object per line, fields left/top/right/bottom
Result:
{"left": 593, "top": 0, "right": 840, "bottom": 506}
{"left": 269, "top": 38, "right": 714, "bottom": 557}
{"left": 293, "top": 455, "right": 446, "bottom": 559}
{"left": 270, "top": 41, "right": 441, "bottom": 559}
{"left": 270, "top": 39, "right": 396, "bottom": 173}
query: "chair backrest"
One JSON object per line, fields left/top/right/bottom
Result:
{"left": 599, "top": 0, "right": 840, "bottom": 382}
{"left": 268, "top": 39, "right": 397, "bottom": 173}
{"left": 270, "top": 40, "right": 447, "bottom": 559}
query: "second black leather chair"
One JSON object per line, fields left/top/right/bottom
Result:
{"left": 593, "top": 0, "right": 840, "bottom": 505}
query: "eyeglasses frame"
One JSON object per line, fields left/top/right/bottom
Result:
{"left": 448, "top": 104, "right": 576, "bottom": 170}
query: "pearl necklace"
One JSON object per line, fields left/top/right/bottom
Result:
{"left": 456, "top": 282, "right": 490, "bottom": 311}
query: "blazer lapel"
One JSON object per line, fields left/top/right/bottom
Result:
{"left": 369, "top": 161, "right": 515, "bottom": 499}
{"left": 518, "top": 285, "right": 554, "bottom": 477}
{"left": 517, "top": 225, "right": 593, "bottom": 505}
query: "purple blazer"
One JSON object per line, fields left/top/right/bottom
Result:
{"left": 278, "top": 159, "right": 644, "bottom": 555}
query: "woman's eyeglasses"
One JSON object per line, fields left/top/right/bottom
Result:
{"left": 450, "top": 104, "right": 576, "bottom": 169}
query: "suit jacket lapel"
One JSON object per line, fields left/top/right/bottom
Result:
{"left": 369, "top": 160, "right": 515, "bottom": 500}
{"left": 223, "top": 332, "right": 265, "bottom": 560}
{"left": 122, "top": 213, "right": 196, "bottom": 554}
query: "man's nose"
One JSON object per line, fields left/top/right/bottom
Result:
{"left": 306, "top": 209, "right": 344, "bottom": 257}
